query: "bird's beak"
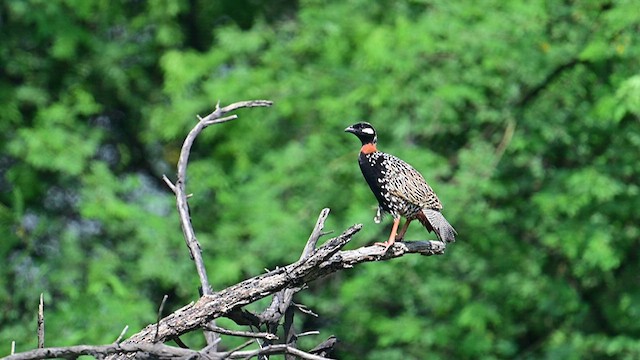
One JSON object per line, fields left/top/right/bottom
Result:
{"left": 344, "top": 126, "right": 355, "bottom": 134}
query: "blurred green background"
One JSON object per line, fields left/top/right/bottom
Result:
{"left": 1, "top": 0, "right": 639, "bottom": 359}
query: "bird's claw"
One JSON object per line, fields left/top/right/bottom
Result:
{"left": 374, "top": 241, "right": 393, "bottom": 252}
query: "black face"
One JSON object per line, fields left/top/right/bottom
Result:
{"left": 345, "top": 122, "right": 377, "bottom": 145}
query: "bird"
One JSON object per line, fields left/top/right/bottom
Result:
{"left": 345, "top": 122, "right": 456, "bottom": 251}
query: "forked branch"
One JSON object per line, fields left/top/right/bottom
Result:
{"left": 110, "top": 223, "right": 443, "bottom": 349}
{"left": 162, "top": 99, "right": 273, "bottom": 347}
{"left": 166, "top": 99, "right": 273, "bottom": 296}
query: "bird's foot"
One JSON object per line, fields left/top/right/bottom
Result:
{"left": 374, "top": 240, "right": 394, "bottom": 252}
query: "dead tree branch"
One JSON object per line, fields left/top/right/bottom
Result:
{"left": 203, "top": 325, "right": 278, "bottom": 340}
{"left": 223, "top": 344, "right": 334, "bottom": 360}
{"left": 114, "top": 326, "right": 129, "bottom": 344}
{"left": 2, "top": 343, "right": 201, "bottom": 360}
{"left": 4, "top": 341, "right": 337, "bottom": 360}
{"left": 37, "top": 294, "right": 44, "bottom": 349}
{"left": 169, "top": 99, "right": 273, "bottom": 293}
{"left": 256, "top": 208, "right": 333, "bottom": 353}
{"left": 163, "top": 99, "right": 273, "bottom": 347}
{"left": 109, "top": 226, "right": 443, "bottom": 352}
{"left": 116, "top": 224, "right": 362, "bottom": 348}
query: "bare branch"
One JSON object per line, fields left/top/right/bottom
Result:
{"left": 37, "top": 294, "right": 44, "bottom": 349}
{"left": 171, "top": 99, "right": 272, "bottom": 347}
{"left": 292, "top": 302, "right": 318, "bottom": 317}
{"left": 297, "top": 331, "right": 320, "bottom": 338}
{"left": 108, "top": 226, "right": 445, "bottom": 355}
{"left": 202, "top": 114, "right": 238, "bottom": 126}
{"left": 114, "top": 325, "right": 129, "bottom": 344}
{"left": 301, "top": 208, "right": 331, "bottom": 261}
{"left": 161, "top": 175, "right": 177, "bottom": 193}
{"left": 174, "top": 99, "right": 273, "bottom": 289}
{"left": 284, "top": 306, "right": 296, "bottom": 360}
{"left": 218, "top": 100, "right": 274, "bottom": 115}
{"left": 338, "top": 239, "right": 445, "bottom": 264}
{"left": 224, "top": 309, "right": 262, "bottom": 328}
{"left": 203, "top": 325, "right": 278, "bottom": 340}
{"left": 258, "top": 287, "right": 297, "bottom": 328}
{"left": 225, "top": 344, "right": 335, "bottom": 360}
{"left": 174, "top": 338, "right": 190, "bottom": 349}
{"left": 219, "top": 339, "right": 254, "bottom": 359}
{"left": 114, "top": 224, "right": 360, "bottom": 350}
{"left": 154, "top": 295, "right": 169, "bottom": 343}
{"left": 199, "top": 337, "right": 222, "bottom": 355}
{"left": 258, "top": 208, "right": 332, "bottom": 337}
{"left": 3, "top": 343, "right": 202, "bottom": 360}
{"left": 7, "top": 340, "right": 335, "bottom": 360}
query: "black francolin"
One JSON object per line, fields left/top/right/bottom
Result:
{"left": 345, "top": 122, "right": 456, "bottom": 251}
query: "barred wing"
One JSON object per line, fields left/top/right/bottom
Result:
{"left": 381, "top": 153, "right": 443, "bottom": 210}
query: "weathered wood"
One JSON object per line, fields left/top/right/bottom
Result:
{"left": 109, "top": 228, "right": 444, "bottom": 355}
{"left": 117, "top": 225, "right": 362, "bottom": 348}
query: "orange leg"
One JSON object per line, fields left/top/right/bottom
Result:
{"left": 396, "top": 219, "right": 412, "bottom": 241}
{"left": 375, "top": 217, "right": 400, "bottom": 252}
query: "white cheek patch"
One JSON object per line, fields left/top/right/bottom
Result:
{"left": 362, "top": 128, "right": 375, "bottom": 135}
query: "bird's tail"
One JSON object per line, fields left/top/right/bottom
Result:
{"left": 420, "top": 208, "right": 457, "bottom": 243}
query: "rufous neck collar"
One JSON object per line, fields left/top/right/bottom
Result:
{"left": 360, "top": 143, "right": 377, "bottom": 154}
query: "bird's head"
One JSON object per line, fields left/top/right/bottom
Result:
{"left": 345, "top": 122, "right": 377, "bottom": 146}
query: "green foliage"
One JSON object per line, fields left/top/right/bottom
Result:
{"left": 1, "top": 0, "right": 640, "bottom": 358}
